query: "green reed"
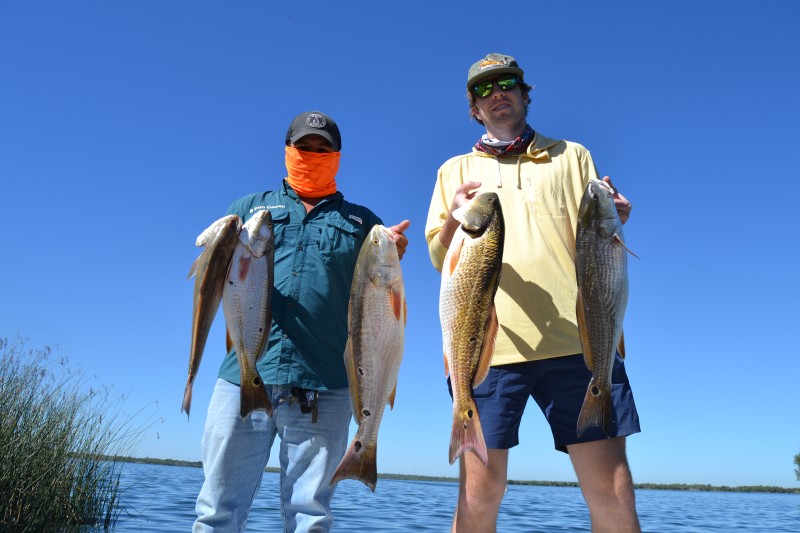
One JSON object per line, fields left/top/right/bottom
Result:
{"left": 0, "top": 336, "right": 146, "bottom": 531}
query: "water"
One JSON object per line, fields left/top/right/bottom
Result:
{"left": 112, "top": 462, "right": 799, "bottom": 532}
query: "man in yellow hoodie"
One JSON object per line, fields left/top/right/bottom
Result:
{"left": 425, "top": 53, "right": 641, "bottom": 532}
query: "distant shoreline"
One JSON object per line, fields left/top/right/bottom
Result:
{"left": 113, "top": 456, "right": 800, "bottom": 494}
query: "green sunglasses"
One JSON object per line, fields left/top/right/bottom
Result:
{"left": 472, "top": 75, "right": 520, "bottom": 98}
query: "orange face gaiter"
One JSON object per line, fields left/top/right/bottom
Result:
{"left": 285, "top": 146, "right": 340, "bottom": 198}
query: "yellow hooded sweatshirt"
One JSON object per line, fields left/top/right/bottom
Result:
{"left": 425, "top": 132, "right": 600, "bottom": 365}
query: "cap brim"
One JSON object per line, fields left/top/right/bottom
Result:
{"left": 288, "top": 129, "right": 338, "bottom": 151}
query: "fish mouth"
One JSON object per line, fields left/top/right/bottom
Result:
{"left": 594, "top": 180, "right": 614, "bottom": 196}
{"left": 462, "top": 224, "right": 488, "bottom": 237}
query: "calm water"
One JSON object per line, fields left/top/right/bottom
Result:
{"left": 111, "top": 462, "right": 799, "bottom": 532}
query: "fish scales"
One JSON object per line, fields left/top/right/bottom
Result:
{"left": 222, "top": 209, "right": 275, "bottom": 419}
{"left": 331, "top": 224, "right": 406, "bottom": 492}
{"left": 575, "top": 178, "right": 630, "bottom": 437}
{"left": 440, "top": 192, "right": 504, "bottom": 466}
{"left": 183, "top": 214, "right": 242, "bottom": 418}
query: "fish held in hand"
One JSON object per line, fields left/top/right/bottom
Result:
{"left": 440, "top": 192, "right": 504, "bottom": 466}
{"left": 575, "top": 178, "right": 632, "bottom": 437}
{"left": 183, "top": 214, "right": 242, "bottom": 419}
{"left": 222, "top": 209, "right": 275, "bottom": 419}
{"left": 330, "top": 224, "right": 406, "bottom": 492}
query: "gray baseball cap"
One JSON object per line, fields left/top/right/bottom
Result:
{"left": 285, "top": 111, "right": 341, "bottom": 151}
{"left": 467, "top": 53, "right": 525, "bottom": 90}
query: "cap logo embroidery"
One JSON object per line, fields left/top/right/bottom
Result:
{"left": 478, "top": 58, "right": 508, "bottom": 71}
{"left": 305, "top": 113, "right": 327, "bottom": 129}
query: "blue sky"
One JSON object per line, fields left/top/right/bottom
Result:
{"left": 1, "top": 1, "right": 798, "bottom": 490}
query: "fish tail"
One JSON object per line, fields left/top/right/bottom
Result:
{"left": 181, "top": 379, "right": 193, "bottom": 419}
{"left": 449, "top": 400, "right": 488, "bottom": 466}
{"left": 576, "top": 381, "right": 613, "bottom": 438}
{"left": 239, "top": 374, "right": 273, "bottom": 419}
{"left": 329, "top": 437, "right": 378, "bottom": 492}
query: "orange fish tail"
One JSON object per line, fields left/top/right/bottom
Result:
{"left": 330, "top": 438, "right": 378, "bottom": 492}
{"left": 449, "top": 401, "right": 488, "bottom": 466}
{"left": 239, "top": 374, "right": 273, "bottom": 418}
{"left": 576, "top": 381, "right": 612, "bottom": 438}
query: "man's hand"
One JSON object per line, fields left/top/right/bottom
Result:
{"left": 449, "top": 181, "right": 482, "bottom": 216}
{"left": 388, "top": 220, "right": 410, "bottom": 260}
{"left": 602, "top": 176, "right": 632, "bottom": 224}
{"left": 437, "top": 181, "right": 482, "bottom": 249}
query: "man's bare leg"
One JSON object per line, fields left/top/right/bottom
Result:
{"left": 451, "top": 448, "right": 508, "bottom": 533}
{"left": 568, "top": 437, "right": 640, "bottom": 533}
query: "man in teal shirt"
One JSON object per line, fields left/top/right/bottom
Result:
{"left": 194, "top": 111, "right": 409, "bottom": 533}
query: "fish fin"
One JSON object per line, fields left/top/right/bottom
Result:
{"left": 181, "top": 379, "right": 193, "bottom": 419}
{"left": 614, "top": 233, "right": 640, "bottom": 259}
{"left": 343, "top": 338, "right": 363, "bottom": 424}
{"left": 390, "top": 286, "right": 403, "bottom": 322}
{"left": 239, "top": 371, "right": 273, "bottom": 419}
{"left": 387, "top": 384, "right": 397, "bottom": 410}
{"left": 403, "top": 298, "right": 408, "bottom": 326}
{"left": 330, "top": 436, "right": 378, "bottom": 492}
{"left": 225, "top": 328, "right": 233, "bottom": 353}
{"left": 187, "top": 255, "right": 200, "bottom": 279}
{"left": 443, "top": 343, "right": 453, "bottom": 377}
{"left": 618, "top": 330, "right": 626, "bottom": 359}
{"left": 236, "top": 254, "right": 252, "bottom": 281}
{"left": 575, "top": 290, "right": 594, "bottom": 372}
{"left": 449, "top": 399, "right": 488, "bottom": 466}
{"left": 451, "top": 204, "right": 468, "bottom": 224}
{"left": 446, "top": 235, "right": 465, "bottom": 276}
{"left": 473, "top": 305, "right": 498, "bottom": 388}
{"left": 576, "top": 380, "right": 613, "bottom": 438}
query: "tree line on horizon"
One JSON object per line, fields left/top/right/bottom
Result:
{"left": 115, "top": 456, "right": 800, "bottom": 494}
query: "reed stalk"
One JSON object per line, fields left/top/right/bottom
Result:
{"left": 0, "top": 336, "right": 146, "bottom": 531}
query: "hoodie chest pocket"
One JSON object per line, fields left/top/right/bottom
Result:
{"left": 319, "top": 216, "right": 361, "bottom": 267}
{"left": 523, "top": 167, "right": 567, "bottom": 218}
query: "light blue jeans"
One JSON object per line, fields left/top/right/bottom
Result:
{"left": 194, "top": 379, "right": 352, "bottom": 533}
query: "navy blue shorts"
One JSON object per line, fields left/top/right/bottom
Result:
{"left": 448, "top": 353, "right": 640, "bottom": 453}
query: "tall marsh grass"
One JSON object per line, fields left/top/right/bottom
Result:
{"left": 0, "top": 337, "right": 146, "bottom": 531}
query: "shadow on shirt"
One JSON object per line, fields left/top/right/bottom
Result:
{"left": 497, "top": 263, "right": 575, "bottom": 354}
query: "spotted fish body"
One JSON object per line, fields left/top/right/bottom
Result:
{"left": 439, "top": 192, "right": 504, "bottom": 466}
{"left": 183, "top": 214, "right": 242, "bottom": 419}
{"left": 330, "top": 225, "right": 406, "bottom": 492}
{"left": 575, "top": 178, "right": 630, "bottom": 437}
{"left": 222, "top": 209, "right": 275, "bottom": 419}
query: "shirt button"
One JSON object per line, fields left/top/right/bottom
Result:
{"left": 282, "top": 333, "right": 288, "bottom": 339}
{"left": 293, "top": 272, "right": 299, "bottom": 277}
{"left": 298, "top": 244, "right": 303, "bottom": 251}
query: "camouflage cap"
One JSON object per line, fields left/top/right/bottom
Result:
{"left": 466, "top": 53, "right": 525, "bottom": 90}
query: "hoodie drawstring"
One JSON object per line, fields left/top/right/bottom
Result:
{"left": 493, "top": 155, "right": 525, "bottom": 189}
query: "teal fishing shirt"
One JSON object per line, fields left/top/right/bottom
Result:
{"left": 217, "top": 179, "right": 383, "bottom": 390}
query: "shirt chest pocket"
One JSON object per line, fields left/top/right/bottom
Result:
{"left": 319, "top": 215, "right": 361, "bottom": 267}
{"left": 269, "top": 209, "right": 293, "bottom": 248}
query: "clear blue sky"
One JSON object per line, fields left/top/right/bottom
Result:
{"left": 2, "top": 1, "right": 798, "bottom": 489}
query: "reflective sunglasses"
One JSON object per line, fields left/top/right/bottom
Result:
{"left": 472, "top": 75, "right": 520, "bottom": 98}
